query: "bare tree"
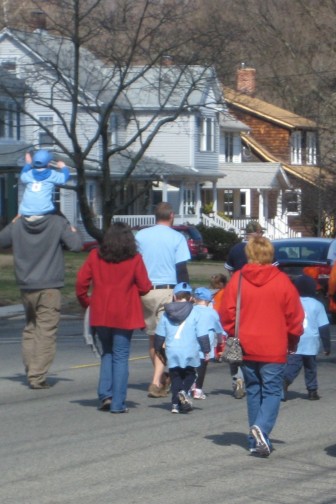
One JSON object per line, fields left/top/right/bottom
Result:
{"left": 0, "top": 0, "right": 236, "bottom": 240}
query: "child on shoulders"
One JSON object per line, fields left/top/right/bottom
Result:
{"left": 19, "top": 150, "right": 70, "bottom": 217}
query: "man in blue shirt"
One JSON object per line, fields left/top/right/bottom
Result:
{"left": 136, "top": 202, "right": 191, "bottom": 397}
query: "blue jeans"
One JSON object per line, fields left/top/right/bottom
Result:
{"left": 242, "top": 361, "right": 285, "bottom": 436}
{"left": 284, "top": 354, "right": 318, "bottom": 391}
{"left": 96, "top": 327, "right": 132, "bottom": 412}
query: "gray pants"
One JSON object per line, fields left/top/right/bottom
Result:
{"left": 21, "top": 289, "right": 61, "bottom": 386}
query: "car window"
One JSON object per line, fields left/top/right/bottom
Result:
{"left": 275, "top": 243, "right": 330, "bottom": 261}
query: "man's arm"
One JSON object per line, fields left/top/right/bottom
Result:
{"left": 0, "top": 223, "right": 13, "bottom": 249}
{"left": 176, "top": 261, "right": 189, "bottom": 283}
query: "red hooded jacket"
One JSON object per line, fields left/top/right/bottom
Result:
{"left": 76, "top": 249, "right": 152, "bottom": 329}
{"left": 219, "top": 264, "right": 304, "bottom": 364}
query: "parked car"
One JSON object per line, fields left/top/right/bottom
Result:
{"left": 83, "top": 224, "right": 208, "bottom": 260}
{"left": 272, "top": 237, "right": 336, "bottom": 296}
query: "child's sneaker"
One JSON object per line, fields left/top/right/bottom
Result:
{"left": 178, "top": 390, "right": 193, "bottom": 412}
{"left": 233, "top": 378, "right": 245, "bottom": 399}
{"left": 171, "top": 404, "right": 179, "bottom": 414}
{"left": 193, "top": 388, "right": 207, "bottom": 400}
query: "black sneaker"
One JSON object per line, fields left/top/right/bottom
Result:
{"left": 308, "top": 390, "right": 320, "bottom": 400}
{"left": 178, "top": 390, "right": 193, "bottom": 412}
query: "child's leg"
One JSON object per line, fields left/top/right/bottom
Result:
{"left": 183, "top": 366, "right": 197, "bottom": 393}
{"left": 302, "top": 355, "right": 318, "bottom": 391}
{"left": 169, "top": 367, "right": 183, "bottom": 405}
{"left": 284, "top": 354, "right": 303, "bottom": 385}
{"left": 195, "top": 359, "right": 207, "bottom": 389}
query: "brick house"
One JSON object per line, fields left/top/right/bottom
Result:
{"left": 223, "top": 66, "right": 334, "bottom": 236}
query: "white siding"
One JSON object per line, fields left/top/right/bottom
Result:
{"left": 126, "top": 112, "right": 192, "bottom": 166}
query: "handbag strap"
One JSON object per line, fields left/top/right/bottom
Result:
{"left": 235, "top": 272, "right": 242, "bottom": 339}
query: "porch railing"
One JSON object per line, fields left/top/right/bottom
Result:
{"left": 80, "top": 212, "right": 301, "bottom": 242}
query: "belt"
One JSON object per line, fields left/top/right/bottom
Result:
{"left": 151, "top": 284, "right": 175, "bottom": 290}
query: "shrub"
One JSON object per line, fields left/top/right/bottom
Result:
{"left": 197, "top": 224, "right": 241, "bottom": 261}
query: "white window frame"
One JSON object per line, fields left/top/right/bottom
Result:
{"left": 36, "top": 114, "right": 55, "bottom": 148}
{"left": 199, "top": 117, "right": 215, "bottom": 152}
{"left": 284, "top": 189, "right": 301, "bottom": 215}
{"left": 291, "top": 131, "right": 302, "bottom": 164}
{"left": 110, "top": 113, "right": 119, "bottom": 147}
{"left": 306, "top": 131, "right": 317, "bottom": 165}
{"left": 223, "top": 132, "right": 234, "bottom": 162}
{"left": 240, "top": 189, "right": 250, "bottom": 217}
{"left": 0, "top": 100, "right": 18, "bottom": 139}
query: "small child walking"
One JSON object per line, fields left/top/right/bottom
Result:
{"left": 154, "top": 282, "right": 211, "bottom": 414}
{"left": 210, "top": 274, "right": 227, "bottom": 361}
{"left": 192, "top": 287, "right": 225, "bottom": 399}
{"left": 283, "top": 274, "right": 331, "bottom": 401}
{"left": 19, "top": 150, "right": 71, "bottom": 216}
{"left": 211, "top": 273, "right": 245, "bottom": 399}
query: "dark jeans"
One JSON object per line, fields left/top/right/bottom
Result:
{"left": 195, "top": 359, "right": 208, "bottom": 389}
{"left": 169, "top": 366, "right": 196, "bottom": 404}
{"left": 284, "top": 354, "right": 318, "bottom": 391}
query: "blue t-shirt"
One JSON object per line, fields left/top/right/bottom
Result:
{"left": 193, "top": 304, "right": 225, "bottom": 359}
{"left": 155, "top": 306, "right": 211, "bottom": 368}
{"left": 19, "top": 165, "right": 70, "bottom": 216}
{"left": 296, "top": 297, "right": 329, "bottom": 355}
{"left": 136, "top": 224, "right": 191, "bottom": 284}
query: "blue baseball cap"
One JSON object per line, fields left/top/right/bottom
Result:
{"left": 194, "top": 287, "right": 213, "bottom": 302}
{"left": 173, "top": 282, "right": 193, "bottom": 295}
{"left": 32, "top": 149, "right": 53, "bottom": 168}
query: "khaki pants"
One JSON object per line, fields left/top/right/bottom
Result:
{"left": 21, "top": 289, "right": 61, "bottom": 386}
{"left": 141, "top": 288, "right": 174, "bottom": 335}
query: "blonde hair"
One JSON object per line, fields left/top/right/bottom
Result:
{"left": 245, "top": 236, "right": 274, "bottom": 265}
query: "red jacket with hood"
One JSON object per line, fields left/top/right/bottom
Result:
{"left": 219, "top": 264, "right": 304, "bottom": 363}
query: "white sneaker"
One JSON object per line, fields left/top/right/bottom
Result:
{"left": 193, "top": 388, "right": 207, "bottom": 400}
{"left": 233, "top": 378, "right": 245, "bottom": 399}
{"left": 171, "top": 404, "right": 179, "bottom": 414}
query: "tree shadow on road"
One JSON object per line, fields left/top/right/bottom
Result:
{"left": 324, "top": 444, "right": 336, "bottom": 457}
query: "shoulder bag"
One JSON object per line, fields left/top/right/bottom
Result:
{"left": 223, "top": 273, "right": 243, "bottom": 364}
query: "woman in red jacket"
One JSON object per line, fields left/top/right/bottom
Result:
{"left": 219, "top": 236, "right": 304, "bottom": 457}
{"left": 76, "top": 223, "right": 152, "bottom": 413}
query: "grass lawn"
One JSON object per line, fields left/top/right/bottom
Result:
{"left": 0, "top": 251, "right": 226, "bottom": 311}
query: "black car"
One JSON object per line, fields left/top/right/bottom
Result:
{"left": 272, "top": 237, "right": 336, "bottom": 294}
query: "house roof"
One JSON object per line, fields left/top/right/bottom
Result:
{"left": 0, "top": 142, "right": 32, "bottom": 168}
{"left": 109, "top": 154, "right": 222, "bottom": 181}
{"left": 224, "top": 87, "right": 316, "bottom": 129}
{"left": 203, "top": 163, "right": 290, "bottom": 190}
{"left": 242, "top": 134, "right": 335, "bottom": 187}
{"left": 219, "top": 110, "right": 250, "bottom": 131}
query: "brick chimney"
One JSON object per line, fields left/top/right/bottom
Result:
{"left": 30, "top": 11, "right": 47, "bottom": 31}
{"left": 236, "top": 64, "right": 256, "bottom": 95}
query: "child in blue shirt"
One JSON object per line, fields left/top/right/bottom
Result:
{"left": 19, "top": 150, "right": 70, "bottom": 216}
{"left": 154, "top": 282, "right": 211, "bottom": 414}
{"left": 283, "top": 274, "right": 331, "bottom": 401}
{"left": 192, "top": 287, "right": 225, "bottom": 399}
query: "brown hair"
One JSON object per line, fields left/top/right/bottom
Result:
{"left": 99, "top": 222, "right": 137, "bottom": 263}
{"left": 245, "top": 236, "right": 274, "bottom": 265}
{"left": 155, "top": 202, "right": 173, "bottom": 222}
{"left": 210, "top": 274, "right": 227, "bottom": 289}
{"left": 174, "top": 292, "right": 192, "bottom": 301}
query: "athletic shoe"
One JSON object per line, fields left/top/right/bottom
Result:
{"left": 98, "top": 398, "right": 112, "bottom": 411}
{"left": 171, "top": 404, "right": 179, "bottom": 414}
{"left": 193, "top": 388, "right": 207, "bottom": 400}
{"left": 233, "top": 378, "right": 245, "bottom": 399}
{"left": 308, "top": 390, "right": 320, "bottom": 400}
{"left": 178, "top": 390, "right": 193, "bottom": 412}
{"left": 30, "top": 381, "right": 50, "bottom": 390}
{"left": 250, "top": 425, "right": 271, "bottom": 457}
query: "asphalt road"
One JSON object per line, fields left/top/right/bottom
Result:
{"left": 1, "top": 314, "right": 336, "bottom": 504}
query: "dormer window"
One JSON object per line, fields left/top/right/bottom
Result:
{"left": 291, "top": 130, "right": 317, "bottom": 165}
